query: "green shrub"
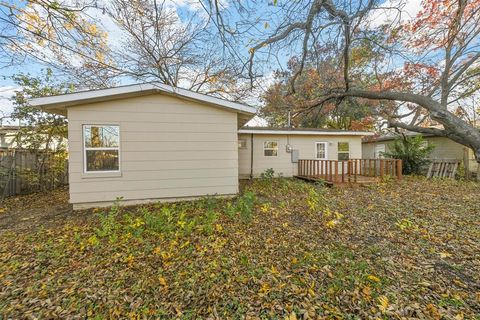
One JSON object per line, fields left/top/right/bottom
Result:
{"left": 383, "top": 135, "right": 435, "bottom": 175}
{"left": 237, "top": 191, "right": 256, "bottom": 222}
{"left": 95, "top": 199, "right": 122, "bottom": 242}
{"left": 224, "top": 191, "right": 257, "bottom": 222}
{"left": 260, "top": 168, "right": 275, "bottom": 179}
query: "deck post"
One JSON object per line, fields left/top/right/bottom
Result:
{"left": 379, "top": 160, "right": 384, "bottom": 178}
{"left": 354, "top": 160, "right": 358, "bottom": 182}
{"left": 397, "top": 160, "right": 403, "bottom": 180}
{"left": 334, "top": 161, "right": 339, "bottom": 182}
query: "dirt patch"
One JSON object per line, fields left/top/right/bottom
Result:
{"left": 0, "top": 188, "right": 91, "bottom": 232}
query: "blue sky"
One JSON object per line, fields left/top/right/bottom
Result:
{"left": 0, "top": 0, "right": 422, "bottom": 124}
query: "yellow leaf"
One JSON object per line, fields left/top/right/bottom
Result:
{"left": 325, "top": 219, "right": 338, "bottom": 229}
{"left": 377, "top": 295, "right": 389, "bottom": 313}
{"left": 367, "top": 274, "right": 381, "bottom": 283}
{"left": 270, "top": 265, "right": 279, "bottom": 275}
{"left": 439, "top": 252, "right": 452, "bottom": 258}
{"left": 291, "top": 257, "right": 298, "bottom": 264}
{"left": 158, "top": 276, "right": 168, "bottom": 287}
{"left": 259, "top": 282, "right": 271, "bottom": 294}
{"left": 362, "top": 285, "right": 372, "bottom": 299}
{"left": 285, "top": 311, "right": 297, "bottom": 320}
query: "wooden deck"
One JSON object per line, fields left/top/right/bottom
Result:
{"left": 295, "top": 174, "right": 380, "bottom": 186}
{"left": 296, "top": 159, "right": 402, "bottom": 186}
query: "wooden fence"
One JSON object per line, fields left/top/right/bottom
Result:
{"left": 426, "top": 159, "right": 460, "bottom": 179}
{"left": 297, "top": 158, "right": 402, "bottom": 183}
{"left": 0, "top": 150, "right": 68, "bottom": 200}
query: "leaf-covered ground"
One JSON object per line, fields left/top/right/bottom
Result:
{"left": 0, "top": 177, "right": 479, "bottom": 319}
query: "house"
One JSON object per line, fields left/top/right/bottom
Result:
{"left": 30, "top": 82, "right": 372, "bottom": 209}
{"left": 362, "top": 132, "right": 478, "bottom": 175}
{"left": 238, "top": 127, "right": 372, "bottom": 178}
{"left": 0, "top": 125, "right": 21, "bottom": 149}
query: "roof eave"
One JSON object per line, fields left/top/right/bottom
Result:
{"left": 238, "top": 129, "right": 374, "bottom": 136}
{"left": 29, "top": 82, "right": 256, "bottom": 116}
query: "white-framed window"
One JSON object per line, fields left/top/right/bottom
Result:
{"left": 238, "top": 139, "right": 247, "bottom": 149}
{"left": 83, "top": 125, "right": 120, "bottom": 173}
{"left": 315, "top": 142, "right": 328, "bottom": 159}
{"left": 374, "top": 144, "right": 385, "bottom": 159}
{"left": 338, "top": 142, "right": 350, "bottom": 160}
{"left": 263, "top": 141, "right": 278, "bottom": 156}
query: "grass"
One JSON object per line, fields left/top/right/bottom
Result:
{"left": 0, "top": 176, "right": 479, "bottom": 319}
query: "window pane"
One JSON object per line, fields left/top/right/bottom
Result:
{"left": 316, "top": 143, "right": 326, "bottom": 159}
{"left": 264, "top": 149, "right": 277, "bottom": 156}
{"left": 264, "top": 141, "right": 277, "bottom": 149}
{"left": 86, "top": 150, "right": 119, "bottom": 171}
{"left": 338, "top": 142, "right": 349, "bottom": 152}
{"left": 338, "top": 153, "right": 349, "bottom": 160}
{"left": 85, "top": 125, "right": 119, "bottom": 148}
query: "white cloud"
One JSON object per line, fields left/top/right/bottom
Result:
{"left": 367, "top": 0, "right": 422, "bottom": 28}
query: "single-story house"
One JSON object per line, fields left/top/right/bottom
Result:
{"left": 362, "top": 132, "right": 479, "bottom": 175}
{"left": 30, "top": 82, "right": 372, "bottom": 209}
{"left": 238, "top": 127, "right": 371, "bottom": 178}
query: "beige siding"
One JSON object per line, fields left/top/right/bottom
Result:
{"left": 68, "top": 93, "right": 239, "bottom": 208}
{"left": 238, "top": 134, "right": 363, "bottom": 178}
{"left": 362, "top": 137, "right": 478, "bottom": 173}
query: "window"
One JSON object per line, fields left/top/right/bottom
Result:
{"left": 315, "top": 142, "right": 328, "bottom": 159}
{"left": 263, "top": 141, "right": 278, "bottom": 156}
{"left": 338, "top": 142, "right": 350, "bottom": 160}
{"left": 374, "top": 144, "right": 385, "bottom": 159}
{"left": 83, "top": 125, "right": 120, "bottom": 172}
{"left": 238, "top": 139, "right": 247, "bottom": 149}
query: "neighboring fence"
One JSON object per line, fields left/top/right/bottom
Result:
{"left": 426, "top": 159, "right": 460, "bottom": 179}
{"left": 297, "top": 158, "right": 403, "bottom": 183}
{"left": 0, "top": 150, "right": 68, "bottom": 200}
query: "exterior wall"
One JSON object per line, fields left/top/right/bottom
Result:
{"left": 238, "top": 133, "right": 363, "bottom": 178}
{"left": 67, "top": 93, "right": 239, "bottom": 208}
{"left": 362, "top": 136, "right": 478, "bottom": 173}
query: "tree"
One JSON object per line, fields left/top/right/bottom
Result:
{"left": 261, "top": 49, "right": 376, "bottom": 129}
{"left": 1, "top": 0, "right": 253, "bottom": 99}
{"left": 205, "top": 0, "right": 480, "bottom": 163}
{"left": 1, "top": 0, "right": 116, "bottom": 87}
{"left": 104, "top": 0, "right": 251, "bottom": 99}
{"left": 11, "top": 69, "right": 71, "bottom": 190}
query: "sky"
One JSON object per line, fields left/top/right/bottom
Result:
{"left": 0, "top": 0, "right": 423, "bottom": 125}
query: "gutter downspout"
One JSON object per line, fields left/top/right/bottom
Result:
{"left": 250, "top": 133, "right": 254, "bottom": 179}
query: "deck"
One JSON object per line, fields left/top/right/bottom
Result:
{"left": 295, "top": 159, "right": 402, "bottom": 186}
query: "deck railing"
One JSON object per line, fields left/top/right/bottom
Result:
{"left": 297, "top": 158, "right": 402, "bottom": 183}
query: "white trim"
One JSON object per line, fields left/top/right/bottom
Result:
{"left": 29, "top": 82, "right": 256, "bottom": 115}
{"left": 315, "top": 142, "right": 328, "bottom": 159}
{"left": 238, "top": 129, "right": 373, "bottom": 136}
{"left": 83, "top": 124, "right": 121, "bottom": 174}
{"left": 263, "top": 140, "right": 278, "bottom": 157}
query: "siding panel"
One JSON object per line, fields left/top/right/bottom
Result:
{"left": 238, "top": 134, "right": 363, "bottom": 178}
{"left": 68, "top": 93, "right": 239, "bottom": 207}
